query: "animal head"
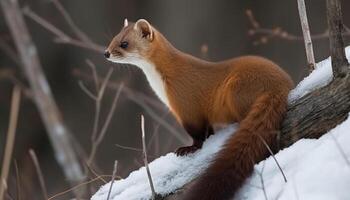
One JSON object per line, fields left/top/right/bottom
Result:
{"left": 104, "top": 19, "right": 156, "bottom": 65}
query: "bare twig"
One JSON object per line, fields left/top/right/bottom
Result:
{"left": 78, "top": 81, "right": 97, "bottom": 100}
{"left": 297, "top": 0, "right": 316, "bottom": 71}
{"left": 257, "top": 133, "right": 287, "bottom": 183}
{"left": 115, "top": 143, "right": 157, "bottom": 158}
{"left": 28, "top": 149, "right": 48, "bottom": 200}
{"left": 0, "top": 86, "right": 21, "bottom": 200}
{"left": 92, "top": 67, "right": 114, "bottom": 141}
{"left": 0, "top": 37, "right": 21, "bottom": 66}
{"left": 85, "top": 164, "right": 108, "bottom": 184}
{"left": 50, "top": 0, "right": 92, "bottom": 43}
{"left": 22, "top": 6, "right": 104, "bottom": 53}
{"left": 88, "top": 82, "right": 124, "bottom": 165}
{"left": 106, "top": 161, "right": 118, "bottom": 200}
{"left": 115, "top": 143, "right": 144, "bottom": 153}
{"left": 73, "top": 69, "right": 187, "bottom": 144}
{"left": 246, "top": 9, "right": 350, "bottom": 45}
{"left": 0, "top": 0, "right": 85, "bottom": 195}
{"left": 141, "top": 115, "right": 159, "bottom": 199}
{"left": 47, "top": 175, "right": 115, "bottom": 200}
{"left": 14, "top": 161, "right": 21, "bottom": 200}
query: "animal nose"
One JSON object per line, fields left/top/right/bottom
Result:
{"left": 104, "top": 51, "right": 110, "bottom": 58}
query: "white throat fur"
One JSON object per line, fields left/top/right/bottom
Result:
{"left": 110, "top": 56, "right": 170, "bottom": 107}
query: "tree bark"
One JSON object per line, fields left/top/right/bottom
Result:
{"left": 326, "top": 0, "right": 349, "bottom": 77}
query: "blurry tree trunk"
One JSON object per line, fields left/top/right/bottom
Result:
{"left": 0, "top": 0, "right": 85, "bottom": 197}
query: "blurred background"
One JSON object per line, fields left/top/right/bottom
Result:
{"left": 0, "top": 0, "right": 349, "bottom": 199}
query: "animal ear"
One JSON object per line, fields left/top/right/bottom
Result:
{"left": 124, "top": 18, "right": 128, "bottom": 27}
{"left": 134, "top": 19, "right": 154, "bottom": 41}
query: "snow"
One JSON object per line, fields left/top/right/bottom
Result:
{"left": 91, "top": 125, "right": 238, "bottom": 200}
{"left": 237, "top": 116, "right": 350, "bottom": 200}
{"left": 288, "top": 46, "right": 350, "bottom": 102}
{"left": 92, "top": 47, "right": 350, "bottom": 200}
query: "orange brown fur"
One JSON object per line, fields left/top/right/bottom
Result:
{"left": 106, "top": 19, "right": 294, "bottom": 200}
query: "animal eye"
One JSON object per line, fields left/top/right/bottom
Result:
{"left": 120, "top": 41, "right": 129, "bottom": 49}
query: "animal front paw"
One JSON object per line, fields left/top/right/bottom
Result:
{"left": 175, "top": 145, "right": 200, "bottom": 156}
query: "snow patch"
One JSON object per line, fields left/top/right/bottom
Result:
{"left": 92, "top": 125, "right": 237, "bottom": 200}
{"left": 288, "top": 46, "right": 350, "bottom": 102}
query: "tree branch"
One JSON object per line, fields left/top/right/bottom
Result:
{"left": 326, "top": 0, "right": 350, "bottom": 78}
{"left": 297, "top": 0, "right": 316, "bottom": 71}
{"left": 0, "top": 0, "right": 85, "bottom": 196}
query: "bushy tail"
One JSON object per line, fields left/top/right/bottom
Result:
{"left": 183, "top": 93, "right": 288, "bottom": 200}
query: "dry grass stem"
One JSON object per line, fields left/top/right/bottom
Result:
{"left": 141, "top": 115, "right": 158, "bottom": 199}
{"left": 47, "top": 175, "right": 115, "bottom": 200}
{"left": 14, "top": 160, "right": 21, "bottom": 200}
{"left": 29, "top": 149, "right": 49, "bottom": 200}
{"left": 0, "top": 86, "right": 21, "bottom": 200}
{"left": 297, "top": 0, "right": 316, "bottom": 71}
{"left": 257, "top": 133, "right": 287, "bottom": 183}
{"left": 106, "top": 160, "right": 118, "bottom": 200}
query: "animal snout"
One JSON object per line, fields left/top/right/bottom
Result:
{"left": 104, "top": 51, "right": 110, "bottom": 58}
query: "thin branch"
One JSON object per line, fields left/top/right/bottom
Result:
{"left": 29, "top": 149, "right": 48, "bottom": 200}
{"left": 86, "top": 59, "right": 100, "bottom": 93}
{"left": 73, "top": 68, "right": 187, "bottom": 144}
{"left": 50, "top": 0, "right": 92, "bottom": 43}
{"left": 96, "top": 82, "right": 123, "bottom": 145}
{"left": 22, "top": 6, "right": 104, "bottom": 53}
{"left": 88, "top": 83, "right": 124, "bottom": 165}
{"left": 141, "top": 115, "right": 159, "bottom": 200}
{"left": 115, "top": 143, "right": 144, "bottom": 153}
{"left": 106, "top": 160, "right": 118, "bottom": 200}
{"left": 257, "top": 133, "right": 287, "bottom": 183}
{"left": 115, "top": 143, "right": 157, "bottom": 158}
{"left": 0, "top": 37, "right": 21, "bottom": 66}
{"left": 246, "top": 9, "right": 350, "bottom": 45}
{"left": 78, "top": 80, "right": 97, "bottom": 100}
{"left": 14, "top": 161, "right": 21, "bottom": 200}
{"left": 85, "top": 164, "right": 108, "bottom": 184}
{"left": 22, "top": 6, "right": 70, "bottom": 41}
{"left": 47, "top": 175, "right": 114, "bottom": 200}
{"left": 0, "top": 86, "right": 21, "bottom": 200}
{"left": 92, "top": 67, "right": 114, "bottom": 143}
{"left": 297, "top": 0, "right": 316, "bottom": 71}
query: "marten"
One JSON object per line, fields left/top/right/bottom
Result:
{"left": 104, "top": 18, "right": 293, "bottom": 200}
